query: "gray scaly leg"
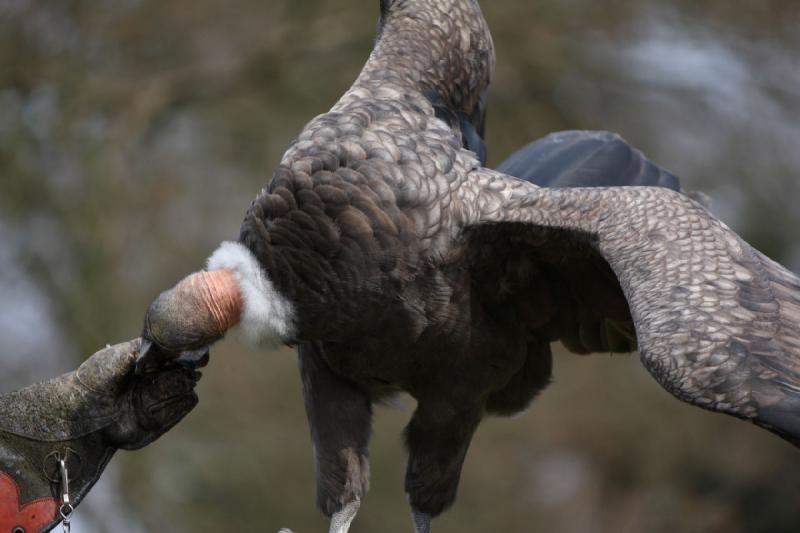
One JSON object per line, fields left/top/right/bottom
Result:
{"left": 278, "top": 500, "right": 360, "bottom": 533}
{"left": 277, "top": 499, "right": 360, "bottom": 533}
{"left": 411, "top": 509, "right": 432, "bottom": 533}
{"left": 329, "top": 499, "right": 361, "bottom": 533}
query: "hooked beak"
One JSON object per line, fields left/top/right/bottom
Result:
{"left": 135, "top": 340, "right": 211, "bottom": 375}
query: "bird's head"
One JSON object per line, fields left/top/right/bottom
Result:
{"left": 137, "top": 269, "right": 243, "bottom": 374}
{"left": 373, "top": 0, "right": 494, "bottom": 119}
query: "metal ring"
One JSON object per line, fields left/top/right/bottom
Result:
{"left": 59, "top": 503, "right": 74, "bottom": 520}
{"left": 42, "top": 448, "right": 82, "bottom": 483}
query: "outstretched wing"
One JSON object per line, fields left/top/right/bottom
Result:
{"left": 459, "top": 169, "right": 800, "bottom": 445}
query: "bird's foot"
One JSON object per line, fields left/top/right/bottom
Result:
{"left": 411, "top": 509, "right": 432, "bottom": 533}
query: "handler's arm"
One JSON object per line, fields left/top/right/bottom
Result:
{"left": 0, "top": 339, "right": 202, "bottom": 532}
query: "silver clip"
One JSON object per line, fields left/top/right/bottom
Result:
{"left": 58, "top": 458, "right": 74, "bottom": 533}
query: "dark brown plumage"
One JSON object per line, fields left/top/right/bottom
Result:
{"left": 140, "top": 1, "right": 800, "bottom": 531}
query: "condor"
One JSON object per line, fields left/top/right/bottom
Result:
{"left": 139, "top": 1, "right": 800, "bottom": 531}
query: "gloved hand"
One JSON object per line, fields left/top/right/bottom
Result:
{"left": 0, "top": 339, "right": 203, "bottom": 533}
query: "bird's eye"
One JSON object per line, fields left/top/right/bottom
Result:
{"left": 13, "top": 527, "right": 26, "bottom": 533}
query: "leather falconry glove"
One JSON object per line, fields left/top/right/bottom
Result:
{"left": 0, "top": 339, "right": 203, "bottom": 533}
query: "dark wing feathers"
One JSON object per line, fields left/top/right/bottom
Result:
{"left": 463, "top": 171, "right": 800, "bottom": 445}
{"left": 496, "top": 130, "right": 681, "bottom": 191}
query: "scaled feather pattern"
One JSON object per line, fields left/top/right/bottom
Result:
{"left": 145, "top": 0, "right": 800, "bottom": 528}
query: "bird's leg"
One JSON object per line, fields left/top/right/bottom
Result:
{"left": 278, "top": 502, "right": 360, "bottom": 533}
{"left": 404, "top": 399, "right": 482, "bottom": 530}
{"left": 329, "top": 499, "right": 361, "bottom": 533}
{"left": 298, "top": 342, "right": 372, "bottom": 533}
{"left": 411, "top": 508, "right": 432, "bottom": 533}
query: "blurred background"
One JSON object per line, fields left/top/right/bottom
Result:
{"left": 2, "top": 0, "right": 800, "bottom": 531}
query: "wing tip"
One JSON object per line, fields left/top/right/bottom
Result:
{"left": 497, "top": 130, "right": 682, "bottom": 191}
{"left": 754, "top": 399, "right": 800, "bottom": 448}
